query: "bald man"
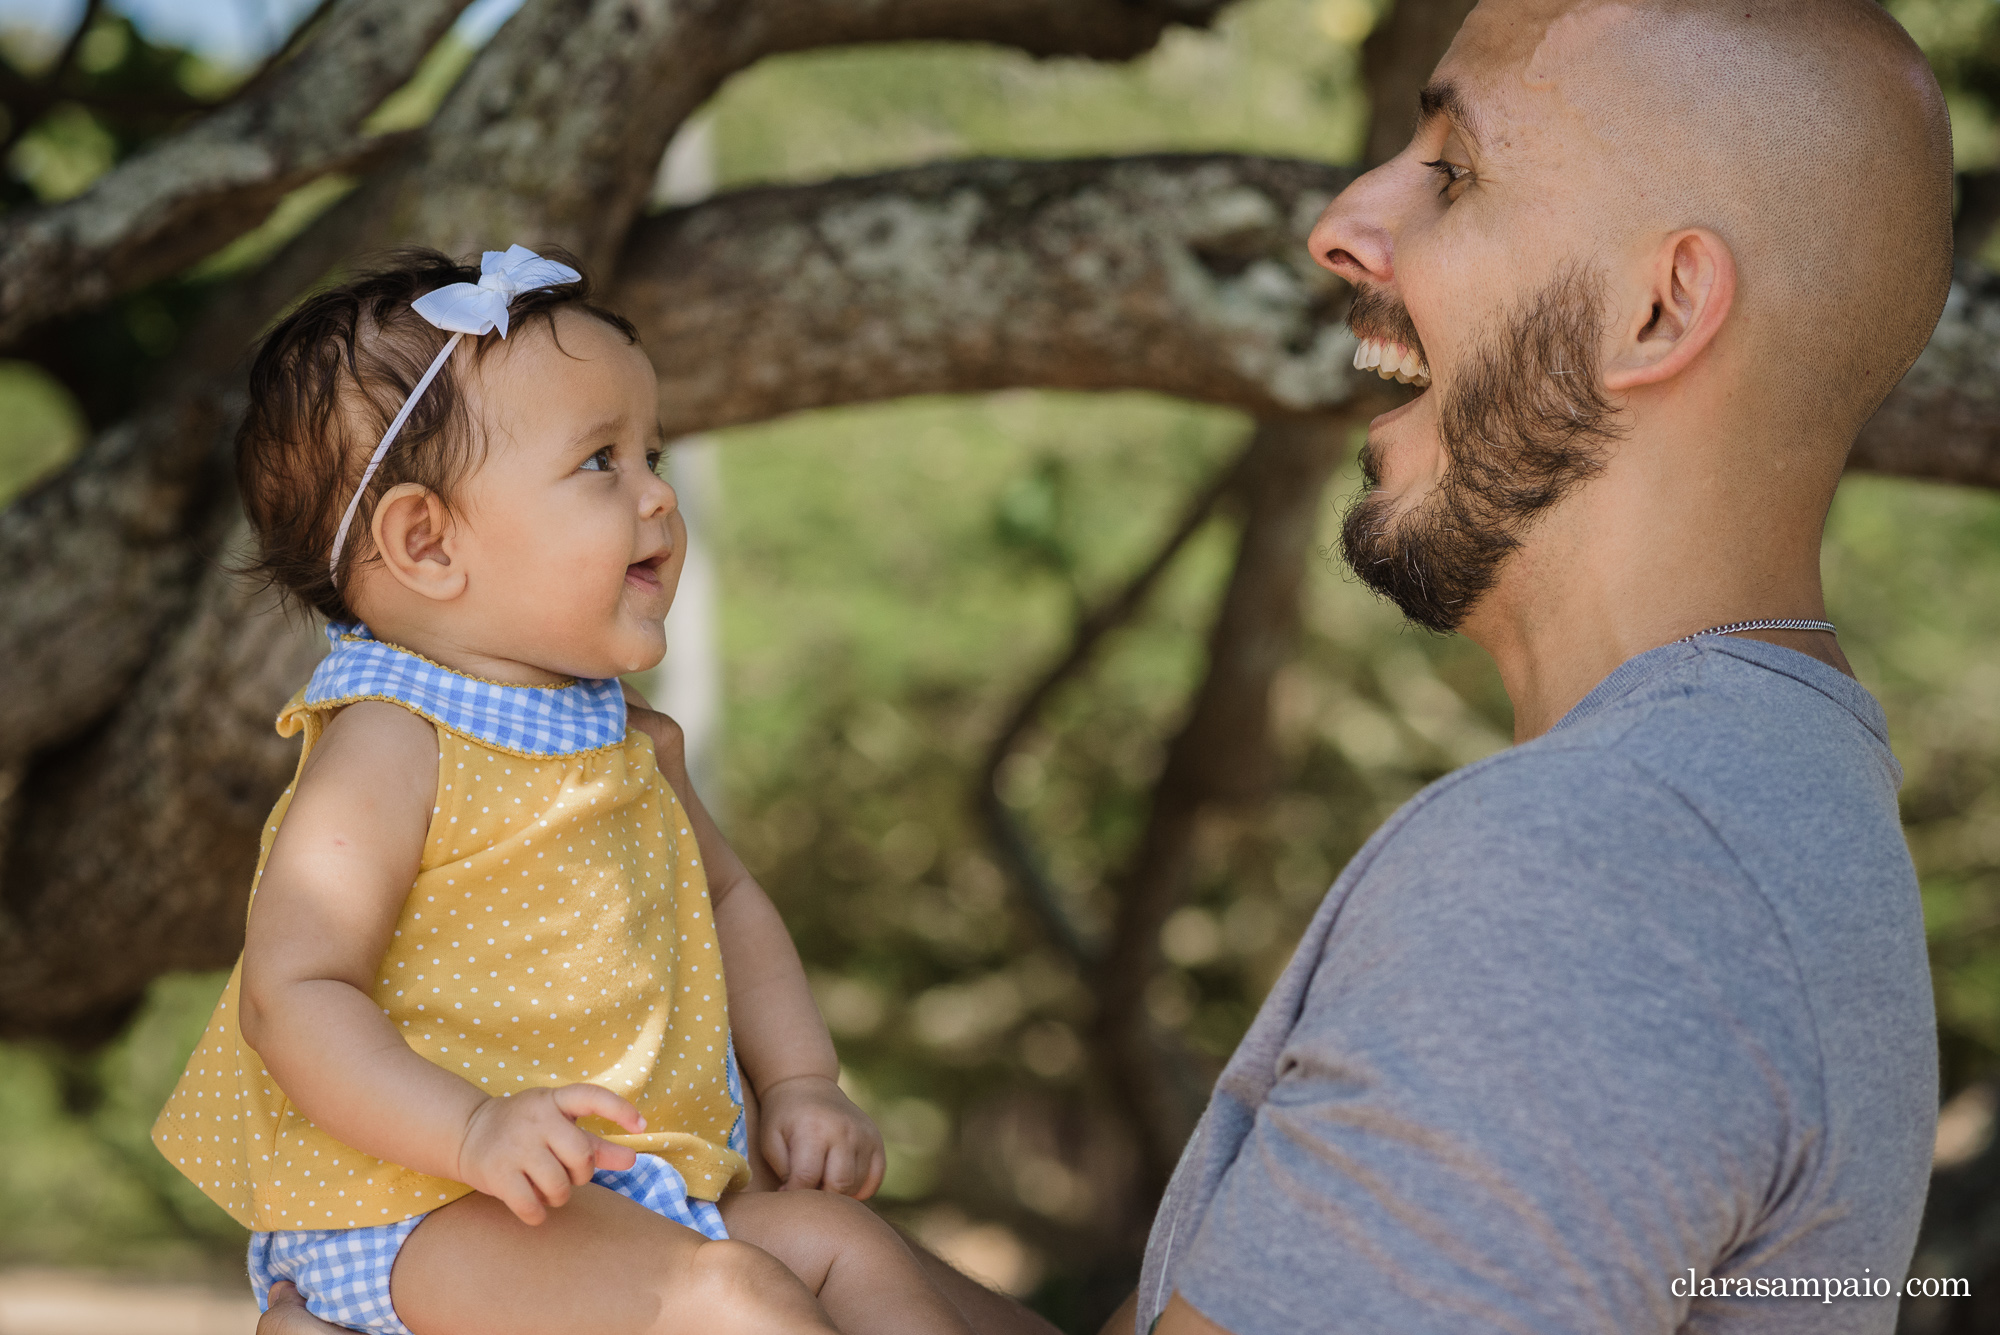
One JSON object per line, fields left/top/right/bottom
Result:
{"left": 1102, "top": 2, "right": 1953, "bottom": 1332}
{"left": 259, "top": 2, "right": 1953, "bottom": 1335}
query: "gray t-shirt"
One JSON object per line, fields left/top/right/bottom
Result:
{"left": 1138, "top": 639, "right": 1935, "bottom": 1334}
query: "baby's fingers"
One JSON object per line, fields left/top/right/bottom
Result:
{"left": 855, "top": 1146, "right": 886, "bottom": 1201}
{"left": 552, "top": 1083, "right": 647, "bottom": 1135}
{"left": 820, "top": 1143, "right": 857, "bottom": 1196}
{"left": 524, "top": 1150, "right": 578, "bottom": 1211}
{"left": 760, "top": 1123, "right": 793, "bottom": 1185}
{"left": 494, "top": 1172, "right": 550, "bottom": 1227}
{"left": 781, "top": 1133, "right": 828, "bottom": 1192}
{"left": 589, "top": 1134, "right": 638, "bottom": 1173}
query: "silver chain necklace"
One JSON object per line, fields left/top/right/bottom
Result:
{"left": 1675, "top": 618, "right": 1836, "bottom": 645}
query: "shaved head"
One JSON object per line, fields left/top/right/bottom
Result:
{"left": 1309, "top": 0, "right": 1955, "bottom": 695}
{"left": 1449, "top": 0, "right": 1953, "bottom": 451}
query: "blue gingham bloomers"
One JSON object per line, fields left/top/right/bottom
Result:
{"left": 249, "top": 1152, "right": 730, "bottom": 1335}
{"left": 250, "top": 1041, "right": 745, "bottom": 1335}
{"left": 307, "top": 623, "right": 628, "bottom": 757}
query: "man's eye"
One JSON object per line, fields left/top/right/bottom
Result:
{"left": 581, "top": 447, "right": 614, "bottom": 473}
{"left": 1421, "top": 158, "right": 1472, "bottom": 199}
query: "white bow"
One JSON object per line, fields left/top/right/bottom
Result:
{"left": 410, "top": 245, "right": 582, "bottom": 340}
{"left": 328, "top": 245, "right": 583, "bottom": 579}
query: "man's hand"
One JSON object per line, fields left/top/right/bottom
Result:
{"left": 454, "top": 1083, "right": 645, "bottom": 1224}
{"left": 759, "top": 1073, "right": 886, "bottom": 1197}
{"left": 621, "top": 693, "right": 689, "bottom": 778}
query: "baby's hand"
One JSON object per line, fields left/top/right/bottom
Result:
{"left": 760, "top": 1074, "right": 886, "bottom": 1198}
{"left": 455, "top": 1084, "right": 644, "bottom": 1225}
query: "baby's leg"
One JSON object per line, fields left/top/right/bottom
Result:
{"left": 390, "top": 1182, "right": 834, "bottom": 1335}
{"left": 719, "top": 1190, "right": 974, "bottom": 1335}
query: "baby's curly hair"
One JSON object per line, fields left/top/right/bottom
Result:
{"left": 237, "top": 246, "right": 638, "bottom": 622}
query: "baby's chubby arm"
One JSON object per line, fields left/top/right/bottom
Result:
{"left": 624, "top": 690, "right": 886, "bottom": 1199}
{"left": 238, "top": 701, "right": 645, "bottom": 1226}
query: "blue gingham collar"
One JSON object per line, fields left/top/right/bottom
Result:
{"left": 305, "top": 623, "right": 628, "bottom": 757}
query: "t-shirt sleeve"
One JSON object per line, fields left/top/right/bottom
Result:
{"left": 1169, "top": 753, "right": 1819, "bottom": 1335}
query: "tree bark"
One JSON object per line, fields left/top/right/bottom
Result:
{"left": 387, "top": 0, "right": 1246, "bottom": 272}
{"left": 617, "top": 154, "right": 1363, "bottom": 436}
{"left": 0, "top": 177, "right": 381, "bottom": 774}
{"left": 0, "top": 535, "right": 324, "bottom": 1044}
{"left": 1847, "top": 278, "right": 2000, "bottom": 489}
{"left": 0, "top": 0, "right": 472, "bottom": 346}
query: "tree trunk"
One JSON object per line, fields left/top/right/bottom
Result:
{"left": 1090, "top": 414, "right": 1350, "bottom": 1201}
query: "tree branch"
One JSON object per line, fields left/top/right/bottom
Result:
{"left": 752, "top": 0, "right": 1242, "bottom": 62}
{"left": 980, "top": 447, "right": 1253, "bottom": 967}
{"left": 0, "top": 529, "right": 326, "bottom": 1042}
{"left": 392, "top": 0, "right": 1253, "bottom": 272}
{"left": 617, "top": 154, "right": 1368, "bottom": 435}
{"left": 1091, "top": 414, "right": 1351, "bottom": 1198}
{"left": 0, "top": 0, "right": 474, "bottom": 346}
{"left": 0, "top": 175, "right": 382, "bottom": 773}
{"left": 0, "top": 0, "right": 105, "bottom": 158}
{"left": 1848, "top": 277, "right": 2000, "bottom": 488}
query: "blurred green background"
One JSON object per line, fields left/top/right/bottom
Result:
{"left": 6, "top": 0, "right": 2000, "bottom": 1326}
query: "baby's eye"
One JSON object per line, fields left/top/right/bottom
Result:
{"left": 580, "top": 446, "right": 614, "bottom": 473}
{"left": 646, "top": 450, "right": 665, "bottom": 479}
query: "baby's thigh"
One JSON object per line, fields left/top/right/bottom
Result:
{"left": 392, "top": 1184, "right": 826, "bottom": 1335}
{"left": 718, "top": 1189, "right": 909, "bottom": 1291}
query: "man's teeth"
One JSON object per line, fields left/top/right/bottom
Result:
{"left": 1351, "top": 336, "right": 1433, "bottom": 388}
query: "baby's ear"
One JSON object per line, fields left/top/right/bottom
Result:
{"left": 370, "top": 483, "right": 466, "bottom": 602}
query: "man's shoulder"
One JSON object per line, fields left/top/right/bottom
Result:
{"left": 1378, "top": 643, "right": 1900, "bottom": 885}
{"left": 1382, "top": 736, "right": 1726, "bottom": 872}
{"left": 1338, "top": 730, "right": 1774, "bottom": 970}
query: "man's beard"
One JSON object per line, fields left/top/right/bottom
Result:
{"left": 1339, "top": 266, "right": 1622, "bottom": 634}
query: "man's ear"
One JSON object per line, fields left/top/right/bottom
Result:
{"left": 369, "top": 483, "right": 466, "bottom": 602}
{"left": 1602, "top": 228, "right": 1735, "bottom": 391}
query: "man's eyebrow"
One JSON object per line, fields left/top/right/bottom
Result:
{"left": 1417, "top": 80, "right": 1481, "bottom": 144}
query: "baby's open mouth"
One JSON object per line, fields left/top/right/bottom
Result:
{"left": 626, "top": 552, "right": 668, "bottom": 590}
{"left": 1353, "top": 336, "right": 1432, "bottom": 389}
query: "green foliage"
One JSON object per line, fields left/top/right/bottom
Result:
{"left": 0, "top": 972, "right": 246, "bottom": 1274}
{"left": 0, "top": 359, "right": 84, "bottom": 498}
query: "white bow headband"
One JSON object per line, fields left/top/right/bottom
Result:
{"left": 327, "top": 244, "right": 583, "bottom": 581}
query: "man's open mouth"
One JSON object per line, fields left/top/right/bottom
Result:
{"left": 1353, "top": 336, "right": 1432, "bottom": 389}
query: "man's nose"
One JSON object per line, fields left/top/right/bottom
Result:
{"left": 1307, "top": 161, "right": 1403, "bottom": 287}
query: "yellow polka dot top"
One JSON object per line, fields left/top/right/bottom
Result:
{"left": 151, "top": 624, "right": 750, "bottom": 1232}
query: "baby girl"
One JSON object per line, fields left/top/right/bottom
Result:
{"left": 151, "top": 246, "right": 974, "bottom": 1335}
